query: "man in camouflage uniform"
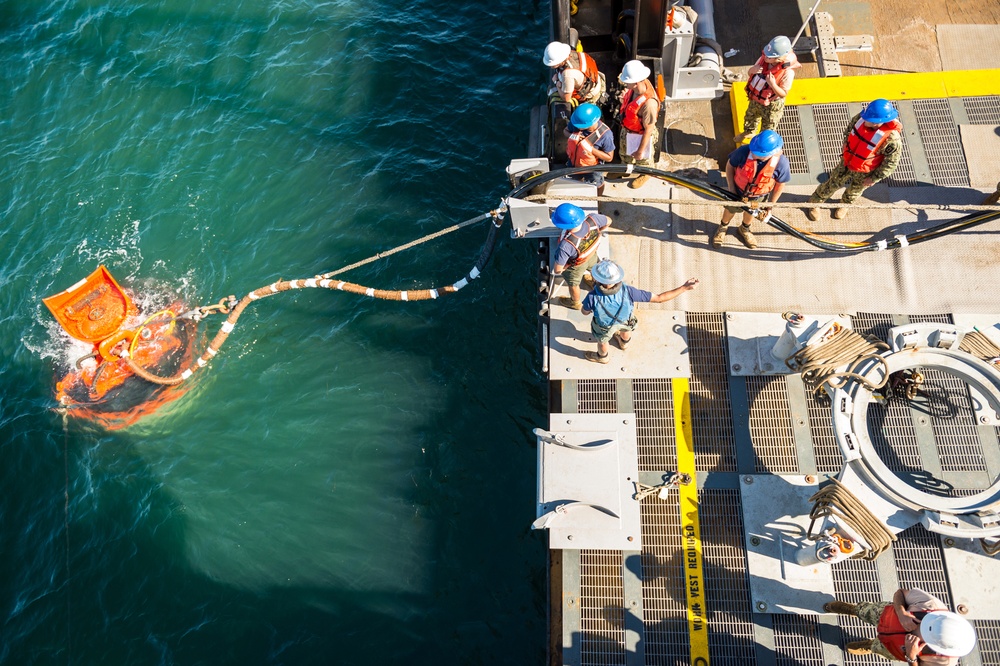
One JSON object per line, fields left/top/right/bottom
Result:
{"left": 806, "top": 99, "right": 902, "bottom": 221}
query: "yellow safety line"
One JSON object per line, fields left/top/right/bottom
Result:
{"left": 673, "top": 377, "right": 710, "bottom": 665}
{"left": 731, "top": 68, "right": 1000, "bottom": 136}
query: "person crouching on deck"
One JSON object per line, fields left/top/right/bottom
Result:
{"left": 581, "top": 260, "right": 698, "bottom": 364}
{"left": 551, "top": 203, "right": 613, "bottom": 310}
{"left": 565, "top": 103, "right": 615, "bottom": 196}
{"left": 712, "top": 129, "right": 790, "bottom": 250}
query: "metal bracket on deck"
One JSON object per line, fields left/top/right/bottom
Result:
{"left": 793, "top": 12, "right": 874, "bottom": 78}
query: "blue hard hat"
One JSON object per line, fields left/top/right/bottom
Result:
{"left": 552, "top": 203, "right": 586, "bottom": 230}
{"left": 748, "top": 129, "right": 784, "bottom": 158}
{"left": 861, "top": 98, "right": 898, "bottom": 124}
{"left": 570, "top": 103, "right": 602, "bottom": 130}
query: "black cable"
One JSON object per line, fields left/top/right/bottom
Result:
{"left": 505, "top": 166, "right": 1000, "bottom": 253}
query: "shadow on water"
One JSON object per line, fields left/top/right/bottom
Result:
{"left": 1, "top": 2, "right": 553, "bottom": 666}
{"left": 1, "top": 242, "right": 548, "bottom": 665}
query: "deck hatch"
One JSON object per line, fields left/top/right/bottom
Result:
{"left": 746, "top": 375, "right": 799, "bottom": 473}
{"left": 912, "top": 99, "right": 970, "bottom": 187}
{"left": 580, "top": 549, "right": 627, "bottom": 665}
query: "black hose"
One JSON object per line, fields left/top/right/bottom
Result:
{"left": 505, "top": 165, "right": 1000, "bottom": 253}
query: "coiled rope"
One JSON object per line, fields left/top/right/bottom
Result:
{"left": 787, "top": 327, "right": 891, "bottom": 399}
{"left": 122, "top": 208, "right": 506, "bottom": 385}
{"left": 807, "top": 477, "right": 897, "bottom": 560}
{"left": 959, "top": 330, "right": 1000, "bottom": 360}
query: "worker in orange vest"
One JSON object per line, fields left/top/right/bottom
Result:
{"left": 712, "top": 130, "right": 790, "bottom": 250}
{"left": 617, "top": 59, "right": 659, "bottom": 190}
{"left": 565, "top": 103, "right": 615, "bottom": 196}
{"left": 805, "top": 99, "right": 903, "bottom": 221}
{"left": 735, "top": 35, "right": 799, "bottom": 145}
{"left": 824, "top": 587, "right": 976, "bottom": 664}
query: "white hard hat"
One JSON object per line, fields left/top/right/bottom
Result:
{"left": 542, "top": 41, "right": 572, "bottom": 66}
{"left": 920, "top": 611, "right": 976, "bottom": 657}
{"left": 592, "top": 260, "right": 625, "bottom": 285}
{"left": 618, "top": 59, "right": 651, "bottom": 84}
{"left": 763, "top": 35, "right": 792, "bottom": 58}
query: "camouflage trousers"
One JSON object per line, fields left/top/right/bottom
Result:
{"left": 743, "top": 98, "right": 785, "bottom": 134}
{"left": 619, "top": 126, "right": 659, "bottom": 167}
{"left": 853, "top": 601, "right": 898, "bottom": 661}
{"left": 810, "top": 164, "right": 870, "bottom": 204}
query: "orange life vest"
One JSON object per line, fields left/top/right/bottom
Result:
{"left": 563, "top": 51, "right": 600, "bottom": 102}
{"left": 734, "top": 153, "right": 781, "bottom": 197}
{"left": 843, "top": 117, "right": 902, "bottom": 173}
{"left": 746, "top": 52, "right": 800, "bottom": 104}
{"left": 567, "top": 124, "right": 609, "bottom": 167}
{"left": 877, "top": 606, "right": 945, "bottom": 662}
{"left": 620, "top": 83, "right": 656, "bottom": 133}
{"left": 559, "top": 215, "right": 603, "bottom": 267}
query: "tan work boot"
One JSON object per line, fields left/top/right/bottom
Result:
{"left": 711, "top": 224, "right": 729, "bottom": 248}
{"left": 845, "top": 640, "right": 873, "bottom": 655}
{"left": 832, "top": 207, "right": 848, "bottom": 220}
{"left": 823, "top": 600, "right": 858, "bottom": 616}
{"left": 737, "top": 224, "right": 757, "bottom": 249}
{"left": 629, "top": 174, "right": 651, "bottom": 189}
{"left": 805, "top": 207, "right": 820, "bottom": 221}
{"left": 584, "top": 350, "right": 610, "bottom": 364}
{"left": 557, "top": 296, "right": 582, "bottom": 310}
{"left": 581, "top": 274, "right": 595, "bottom": 290}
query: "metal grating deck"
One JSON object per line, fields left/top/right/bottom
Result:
{"left": 579, "top": 379, "right": 619, "bottom": 414}
{"left": 687, "top": 313, "right": 737, "bottom": 473}
{"left": 812, "top": 102, "right": 852, "bottom": 173}
{"left": 634, "top": 379, "right": 676, "bottom": 471}
{"left": 912, "top": 99, "right": 971, "bottom": 187}
{"left": 775, "top": 105, "right": 809, "bottom": 175}
{"left": 772, "top": 616, "right": 825, "bottom": 666}
{"left": 558, "top": 296, "right": 999, "bottom": 666}
{"left": 964, "top": 96, "right": 1000, "bottom": 125}
{"left": 580, "top": 550, "right": 627, "bottom": 665}
{"left": 639, "top": 496, "right": 688, "bottom": 666}
{"left": 745, "top": 375, "right": 798, "bottom": 474}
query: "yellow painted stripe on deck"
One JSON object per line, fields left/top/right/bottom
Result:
{"left": 731, "top": 68, "right": 1000, "bottom": 136}
{"left": 673, "top": 377, "right": 710, "bottom": 665}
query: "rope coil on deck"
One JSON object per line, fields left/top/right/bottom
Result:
{"left": 807, "top": 477, "right": 897, "bottom": 560}
{"left": 960, "top": 330, "right": 1000, "bottom": 361}
{"left": 788, "top": 328, "right": 891, "bottom": 399}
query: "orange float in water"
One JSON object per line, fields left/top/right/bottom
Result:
{"left": 44, "top": 266, "right": 200, "bottom": 429}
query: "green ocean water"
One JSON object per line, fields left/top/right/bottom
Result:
{"left": 1, "top": 0, "right": 550, "bottom": 663}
